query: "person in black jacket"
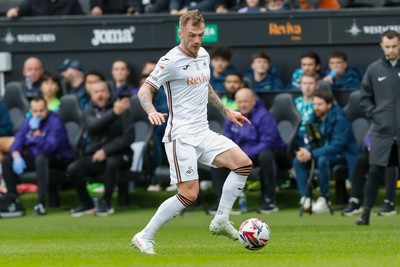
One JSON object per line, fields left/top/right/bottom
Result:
{"left": 357, "top": 30, "right": 400, "bottom": 226}
{"left": 6, "top": 0, "right": 84, "bottom": 18}
{"left": 68, "top": 81, "right": 134, "bottom": 217}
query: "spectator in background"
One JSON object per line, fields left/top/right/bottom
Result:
{"left": 265, "top": 0, "right": 292, "bottom": 11}
{"left": 215, "top": 0, "right": 246, "bottom": 13}
{"left": 322, "top": 51, "right": 363, "bottom": 91}
{"left": 84, "top": 71, "right": 106, "bottom": 96}
{"left": 0, "top": 101, "right": 14, "bottom": 162}
{"left": 294, "top": 71, "right": 318, "bottom": 148}
{"left": 289, "top": 0, "right": 340, "bottom": 9}
{"left": 2, "top": 97, "right": 73, "bottom": 215}
{"left": 342, "top": 131, "right": 398, "bottom": 217}
{"left": 26, "top": 73, "right": 63, "bottom": 118}
{"left": 68, "top": 81, "right": 134, "bottom": 217}
{"left": 109, "top": 59, "right": 136, "bottom": 98}
{"left": 293, "top": 90, "right": 359, "bottom": 214}
{"left": 244, "top": 52, "right": 284, "bottom": 92}
{"left": 210, "top": 88, "right": 289, "bottom": 214}
{"left": 209, "top": 46, "right": 237, "bottom": 94}
{"left": 139, "top": 0, "right": 170, "bottom": 13}
{"left": 142, "top": 60, "right": 170, "bottom": 192}
{"left": 6, "top": 0, "right": 84, "bottom": 18}
{"left": 169, "top": 0, "right": 216, "bottom": 16}
{"left": 356, "top": 30, "right": 400, "bottom": 226}
{"left": 0, "top": 100, "right": 14, "bottom": 193}
{"left": 59, "top": 58, "right": 90, "bottom": 110}
{"left": 238, "top": 0, "right": 266, "bottom": 13}
{"left": 288, "top": 51, "right": 331, "bottom": 91}
{"left": 220, "top": 72, "right": 244, "bottom": 111}
{"left": 90, "top": 0, "right": 139, "bottom": 15}
{"left": 20, "top": 57, "right": 45, "bottom": 99}
{"left": 40, "top": 73, "right": 62, "bottom": 113}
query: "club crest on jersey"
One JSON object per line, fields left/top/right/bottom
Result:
{"left": 186, "top": 74, "right": 210, "bottom": 85}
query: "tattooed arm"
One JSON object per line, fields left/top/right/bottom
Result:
{"left": 138, "top": 82, "right": 167, "bottom": 125}
{"left": 208, "top": 84, "right": 228, "bottom": 114}
{"left": 208, "top": 84, "right": 251, "bottom": 127}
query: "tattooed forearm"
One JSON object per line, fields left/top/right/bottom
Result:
{"left": 138, "top": 83, "right": 157, "bottom": 114}
{"left": 208, "top": 85, "right": 228, "bottom": 115}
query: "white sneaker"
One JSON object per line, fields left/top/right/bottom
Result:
{"left": 147, "top": 184, "right": 162, "bottom": 192}
{"left": 300, "top": 197, "right": 312, "bottom": 211}
{"left": 131, "top": 232, "right": 156, "bottom": 254}
{"left": 312, "top": 197, "right": 330, "bottom": 214}
{"left": 165, "top": 184, "right": 177, "bottom": 192}
{"left": 209, "top": 220, "right": 238, "bottom": 240}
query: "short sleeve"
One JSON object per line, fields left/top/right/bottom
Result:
{"left": 145, "top": 56, "right": 174, "bottom": 90}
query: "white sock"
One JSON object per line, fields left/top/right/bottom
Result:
{"left": 141, "top": 194, "right": 190, "bottom": 240}
{"left": 214, "top": 171, "right": 247, "bottom": 223}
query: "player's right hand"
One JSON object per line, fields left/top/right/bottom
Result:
{"left": 148, "top": 112, "right": 167, "bottom": 125}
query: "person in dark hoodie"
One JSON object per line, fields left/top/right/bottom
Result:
{"left": 293, "top": 90, "right": 360, "bottom": 214}
{"left": 2, "top": 97, "right": 73, "bottom": 215}
{"left": 244, "top": 52, "right": 284, "bottom": 92}
{"left": 356, "top": 30, "right": 400, "bottom": 226}
{"left": 68, "top": 81, "right": 134, "bottom": 217}
{"left": 210, "top": 88, "right": 289, "bottom": 214}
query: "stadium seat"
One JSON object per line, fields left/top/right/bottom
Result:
{"left": 3, "top": 81, "right": 29, "bottom": 133}
{"left": 269, "top": 93, "right": 302, "bottom": 158}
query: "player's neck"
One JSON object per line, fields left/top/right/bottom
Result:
{"left": 179, "top": 44, "right": 198, "bottom": 58}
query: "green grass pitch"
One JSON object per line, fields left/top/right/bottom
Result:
{"left": 1, "top": 207, "right": 399, "bottom": 267}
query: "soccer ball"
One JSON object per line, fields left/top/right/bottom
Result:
{"left": 238, "top": 218, "right": 270, "bottom": 250}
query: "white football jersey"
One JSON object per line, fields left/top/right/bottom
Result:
{"left": 146, "top": 46, "right": 210, "bottom": 142}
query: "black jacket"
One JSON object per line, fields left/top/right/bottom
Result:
{"left": 84, "top": 101, "right": 134, "bottom": 159}
{"left": 18, "top": 0, "right": 84, "bottom": 16}
{"left": 360, "top": 56, "right": 400, "bottom": 166}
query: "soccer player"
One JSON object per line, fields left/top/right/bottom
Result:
{"left": 131, "top": 9, "right": 253, "bottom": 254}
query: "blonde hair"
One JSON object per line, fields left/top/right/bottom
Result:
{"left": 179, "top": 9, "right": 205, "bottom": 29}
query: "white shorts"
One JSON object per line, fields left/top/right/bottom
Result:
{"left": 164, "top": 129, "right": 237, "bottom": 185}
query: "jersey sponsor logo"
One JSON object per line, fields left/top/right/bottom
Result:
{"left": 378, "top": 76, "right": 387, "bottom": 82}
{"left": 183, "top": 65, "right": 190, "bottom": 70}
{"left": 186, "top": 74, "right": 210, "bottom": 85}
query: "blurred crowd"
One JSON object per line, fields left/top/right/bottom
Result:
{"left": 2, "top": 0, "right": 397, "bottom": 19}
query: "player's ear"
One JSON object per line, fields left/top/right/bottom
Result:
{"left": 178, "top": 29, "right": 182, "bottom": 40}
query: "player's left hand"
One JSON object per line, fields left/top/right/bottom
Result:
{"left": 226, "top": 110, "right": 251, "bottom": 127}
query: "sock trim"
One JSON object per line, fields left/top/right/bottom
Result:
{"left": 233, "top": 164, "right": 253, "bottom": 176}
{"left": 176, "top": 193, "right": 193, "bottom": 207}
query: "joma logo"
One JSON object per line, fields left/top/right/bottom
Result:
{"left": 91, "top": 26, "right": 135, "bottom": 46}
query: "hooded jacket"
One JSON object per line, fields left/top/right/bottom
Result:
{"left": 11, "top": 111, "right": 73, "bottom": 159}
{"left": 224, "top": 100, "right": 286, "bottom": 160}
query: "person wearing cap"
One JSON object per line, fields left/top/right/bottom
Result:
{"left": 59, "top": 58, "right": 90, "bottom": 110}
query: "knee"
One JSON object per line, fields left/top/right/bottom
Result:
{"left": 2, "top": 154, "right": 13, "bottom": 166}
{"left": 106, "top": 157, "right": 122, "bottom": 170}
{"left": 178, "top": 188, "right": 198, "bottom": 203}
{"left": 316, "top": 156, "right": 329, "bottom": 168}
{"left": 258, "top": 149, "right": 274, "bottom": 164}
{"left": 66, "top": 161, "right": 80, "bottom": 179}
{"left": 35, "top": 155, "right": 48, "bottom": 166}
